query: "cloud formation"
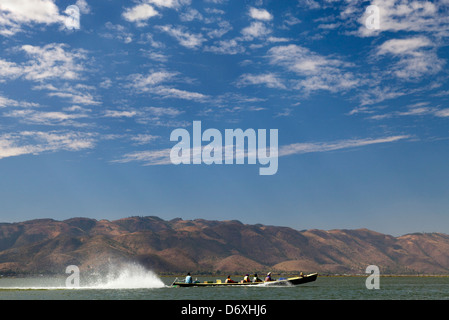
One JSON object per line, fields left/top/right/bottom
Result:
{"left": 0, "top": 43, "right": 88, "bottom": 82}
{"left": 0, "top": 131, "right": 95, "bottom": 159}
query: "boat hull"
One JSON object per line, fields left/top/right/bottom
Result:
{"left": 172, "top": 273, "right": 318, "bottom": 287}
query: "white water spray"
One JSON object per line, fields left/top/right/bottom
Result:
{"left": 0, "top": 263, "right": 166, "bottom": 290}
{"left": 86, "top": 263, "right": 166, "bottom": 289}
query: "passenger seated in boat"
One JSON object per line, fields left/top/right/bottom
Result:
{"left": 225, "top": 275, "right": 236, "bottom": 283}
{"left": 185, "top": 272, "right": 193, "bottom": 284}
{"left": 240, "top": 274, "right": 251, "bottom": 283}
{"left": 253, "top": 273, "right": 262, "bottom": 283}
{"left": 300, "top": 272, "right": 304, "bottom": 277}
{"left": 265, "top": 272, "right": 274, "bottom": 281}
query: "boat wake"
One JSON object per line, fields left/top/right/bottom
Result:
{"left": 85, "top": 263, "right": 166, "bottom": 289}
{"left": 0, "top": 263, "right": 166, "bottom": 290}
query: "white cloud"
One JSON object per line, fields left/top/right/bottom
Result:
{"left": 128, "top": 70, "right": 207, "bottom": 101}
{"left": 23, "top": 131, "right": 95, "bottom": 151}
{"left": 21, "top": 43, "right": 87, "bottom": 81}
{"left": 144, "top": 106, "right": 183, "bottom": 117}
{"left": 364, "top": 102, "right": 449, "bottom": 120}
{"left": 130, "top": 106, "right": 186, "bottom": 126}
{"left": 123, "top": 4, "right": 159, "bottom": 25}
{"left": 147, "top": 0, "right": 190, "bottom": 8}
{"left": 280, "top": 13, "right": 301, "bottom": 29}
{"left": 0, "top": 131, "right": 95, "bottom": 159}
{"left": 140, "top": 33, "right": 165, "bottom": 48}
{"left": 64, "top": 105, "right": 91, "bottom": 113}
{"left": 0, "top": 0, "right": 63, "bottom": 35}
{"left": 0, "top": 0, "right": 60, "bottom": 23}
{"left": 0, "top": 96, "right": 18, "bottom": 108}
{"left": 267, "top": 44, "right": 358, "bottom": 94}
{"left": 122, "top": 0, "right": 191, "bottom": 25}
{"left": 141, "top": 50, "right": 169, "bottom": 62}
{"left": 435, "top": 108, "right": 449, "bottom": 117}
{"left": 377, "top": 37, "right": 432, "bottom": 55}
{"left": 0, "top": 0, "right": 92, "bottom": 34}
{"left": 4, "top": 109, "right": 89, "bottom": 126}
{"left": 236, "top": 73, "right": 286, "bottom": 89}
{"left": 269, "top": 44, "right": 335, "bottom": 74}
{"left": 357, "top": 0, "right": 446, "bottom": 37}
{"left": 99, "top": 78, "right": 112, "bottom": 89}
{"left": 33, "top": 83, "right": 100, "bottom": 105}
{"left": 377, "top": 37, "right": 444, "bottom": 79}
{"left": 357, "top": 86, "right": 408, "bottom": 106}
{"left": 297, "top": 0, "right": 321, "bottom": 10}
{"left": 130, "top": 134, "right": 160, "bottom": 145}
{"left": 113, "top": 148, "right": 173, "bottom": 165}
{"left": 104, "top": 110, "right": 138, "bottom": 118}
{"left": 0, "top": 95, "right": 39, "bottom": 108}
{"left": 102, "top": 22, "right": 134, "bottom": 43}
{"left": 159, "top": 25, "right": 206, "bottom": 49}
{"left": 152, "top": 86, "right": 207, "bottom": 100}
{"left": 279, "top": 135, "right": 410, "bottom": 157}
{"left": 114, "top": 135, "right": 410, "bottom": 167}
{"left": 275, "top": 108, "right": 293, "bottom": 117}
{"left": 267, "top": 36, "right": 290, "bottom": 43}
{"left": 203, "top": 0, "right": 227, "bottom": 4}
{"left": 0, "top": 43, "right": 88, "bottom": 82}
{"left": 129, "top": 71, "right": 177, "bottom": 90}
{"left": 204, "top": 39, "right": 244, "bottom": 55}
{"left": 102, "top": 106, "right": 185, "bottom": 126}
{"left": 0, "top": 59, "right": 23, "bottom": 79}
{"left": 241, "top": 21, "right": 271, "bottom": 39}
{"left": 206, "top": 20, "right": 232, "bottom": 38}
{"left": 204, "top": 8, "right": 225, "bottom": 15}
{"left": 248, "top": 7, "right": 272, "bottom": 21}
{"left": 75, "top": 0, "right": 91, "bottom": 14}
{"left": 180, "top": 8, "right": 203, "bottom": 21}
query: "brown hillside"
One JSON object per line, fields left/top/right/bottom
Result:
{"left": 0, "top": 217, "right": 448, "bottom": 275}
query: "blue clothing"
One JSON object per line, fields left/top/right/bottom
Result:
{"left": 185, "top": 275, "right": 192, "bottom": 284}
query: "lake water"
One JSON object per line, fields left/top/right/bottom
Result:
{"left": 0, "top": 272, "right": 448, "bottom": 300}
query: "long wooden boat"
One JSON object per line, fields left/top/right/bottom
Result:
{"left": 172, "top": 273, "right": 318, "bottom": 287}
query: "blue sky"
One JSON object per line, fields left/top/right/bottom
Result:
{"left": 1, "top": 0, "right": 449, "bottom": 236}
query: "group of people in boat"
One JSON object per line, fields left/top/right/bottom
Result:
{"left": 184, "top": 271, "right": 307, "bottom": 284}
{"left": 225, "top": 272, "right": 277, "bottom": 283}
{"left": 225, "top": 272, "right": 274, "bottom": 283}
{"left": 184, "top": 272, "right": 275, "bottom": 284}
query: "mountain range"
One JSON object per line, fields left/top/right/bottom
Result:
{"left": 1, "top": 216, "right": 449, "bottom": 275}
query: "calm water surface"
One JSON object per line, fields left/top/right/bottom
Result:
{"left": 0, "top": 275, "right": 448, "bottom": 300}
